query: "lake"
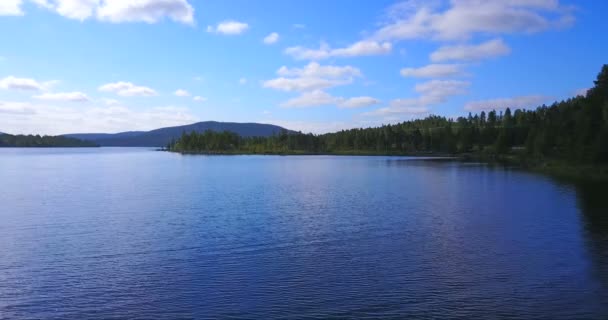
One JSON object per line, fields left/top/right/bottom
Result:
{"left": 1, "top": 148, "right": 607, "bottom": 319}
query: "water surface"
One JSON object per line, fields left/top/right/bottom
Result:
{"left": 1, "top": 148, "right": 607, "bottom": 319}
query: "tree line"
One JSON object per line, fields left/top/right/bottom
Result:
{"left": 170, "top": 65, "right": 608, "bottom": 165}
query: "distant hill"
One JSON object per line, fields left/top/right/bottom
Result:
{"left": 65, "top": 131, "right": 145, "bottom": 142}
{"left": 64, "top": 121, "right": 293, "bottom": 147}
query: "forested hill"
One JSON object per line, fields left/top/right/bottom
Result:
{"left": 0, "top": 133, "right": 98, "bottom": 147}
{"left": 170, "top": 65, "right": 608, "bottom": 166}
{"left": 65, "top": 121, "right": 292, "bottom": 147}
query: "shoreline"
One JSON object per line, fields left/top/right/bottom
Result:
{"left": 167, "top": 149, "right": 608, "bottom": 182}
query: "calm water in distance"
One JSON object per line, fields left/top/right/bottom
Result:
{"left": 1, "top": 148, "right": 607, "bottom": 319}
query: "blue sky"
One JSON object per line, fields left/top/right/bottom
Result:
{"left": 0, "top": 0, "right": 606, "bottom": 135}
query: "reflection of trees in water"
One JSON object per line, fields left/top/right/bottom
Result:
{"left": 575, "top": 182, "right": 608, "bottom": 290}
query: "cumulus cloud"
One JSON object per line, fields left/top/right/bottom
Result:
{"left": 26, "top": 0, "right": 195, "bottom": 24}
{"left": 264, "top": 62, "right": 362, "bottom": 92}
{"left": 0, "top": 0, "right": 23, "bottom": 16}
{"left": 281, "top": 90, "right": 380, "bottom": 108}
{"left": 282, "top": 90, "right": 339, "bottom": 108}
{"left": 263, "top": 32, "right": 279, "bottom": 44}
{"left": 207, "top": 20, "right": 249, "bottom": 35}
{"left": 263, "top": 77, "right": 351, "bottom": 92}
{"left": 430, "top": 38, "right": 511, "bottom": 62}
{"left": 174, "top": 89, "right": 190, "bottom": 97}
{"left": 193, "top": 96, "right": 207, "bottom": 102}
{"left": 401, "top": 64, "right": 463, "bottom": 78}
{"left": 363, "top": 102, "right": 430, "bottom": 117}
{"left": 239, "top": 77, "right": 247, "bottom": 85}
{"left": 264, "top": 62, "right": 373, "bottom": 108}
{"left": 340, "top": 96, "right": 381, "bottom": 109}
{"left": 277, "top": 62, "right": 362, "bottom": 79}
{"left": 97, "top": 0, "right": 194, "bottom": 24}
{"left": 0, "top": 100, "right": 198, "bottom": 135}
{"left": 0, "top": 76, "right": 55, "bottom": 91}
{"left": 374, "top": 0, "right": 573, "bottom": 41}
{"left": 52, "top": 0, "right": 98, "bottom": 20}
{"left": 0, "top": 101, "right": 36, "bottom": 115}
{"left": 415, "top": 79, "right": 469, "bottom": 101}
{"left": 464, "top": 95, "right": 549, "bottom": 111}
{"left": 34, "top": 91, "right": 90, "bottom": 102}
{"left": 102, "top": 98, "right": 120, "bottom": 106}
{"left": 285, "top": 40, "right": 392, "bottom": 60}
{"left": 364, "top": 79, "right": 470, "bottom": 117}
{"left": 99, "top": 81, "right": 157, "bottom": 97}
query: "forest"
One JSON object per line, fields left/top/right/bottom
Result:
{"left": 0, "top": 133, "right": 98, "bottom": 147}
{"left": 171, "top": 65, "right": 608, "bottom": 166}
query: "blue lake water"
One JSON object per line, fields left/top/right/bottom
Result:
{"left": 0, "top": 148, "right": 607, "bottom": 319}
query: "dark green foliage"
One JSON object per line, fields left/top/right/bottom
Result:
{"left": 0, "top": 133, "right": 98, "bottom": 147}
{"left": 170, "top": 65, "right": 608, "bottom": 165}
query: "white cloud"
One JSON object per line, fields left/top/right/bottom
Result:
{"left": 263, "top": 32, "right": 279, "bottom": 44}
{"left": 363, "top": 102, "right": 430, "bottom": 117}
{"left": 0, "top": 76, "right": 55, "bottom": 91}
{"left": 53, "top": 0, "right": 98, "bottom": 20}
{"left": 207, "top": 20, "right": 249, "bottom": 35}
{"left": 277, "top": 62, "right": 361, "bottom": 79}
{"left": 265, "top": 62, "right": 371, "bottom": 107}
{"left": 282, "top": 90, "right": 339, "bottom": 108}
{"left": 239, "top": 77, "right": 247, "bottom": 85}
{"left": 415, "top": 79, "right": 469, "bottom": 102}
{"left": 264, "top": 62, "right": 362, "bottom": 92}
{"left": 193, "top": 96, "right": 207, "bottom": 102}
{"left": 364, "top": 79, "right": 470, "bottom": 118}
{"left": 331, "top": 41, "right": 393, "bottom": 58}
{"left": 0, "top": 101, "right": 35, "bottom": 115}
{"left": 23, "top": 0, "right": 194, "bottom": 23}
{"left": 0, "top": 0, "right": 23, "bottom": 16}
{"left": 174, "top": 89, "right": 190, "bottom": 97}
{"left": 263, "top": 77, "right": 350, "bottom": 92}
{"left": 34, "top": 91, "right": 90, "bottom": 102}
{"left": 339, "top": 96, "right": 381, "bottom": 109}
{"left": 97, "top": 0, "right": 194, "bottom": 24}
{"left": 0, "top": 100, "right": 198, "bottom": 135}
{"left": 374, "top": 0, "right": 573, "bottom": 41}
{"left": 29, "top": 0, "right": 53, "bottom": 9}
{"left": 98, "top": 81, "right": 157, "bottom": 97}
{"left": 285, "top": 40, "right": 392, "bottom": 60}
{"left": 401, "top": 64, "right": 463, "bottom": 78}
{"left": 430, "top": 38, "right": 511, "bottom": 62}
{"left": 464, "top": 95, "right": 549, "bottom": 111}
{"left": 281, "top": 90, "right": 380, "bottom": 109}
{"left": 102, "top": 98, "right": 120, "bottom": 106}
